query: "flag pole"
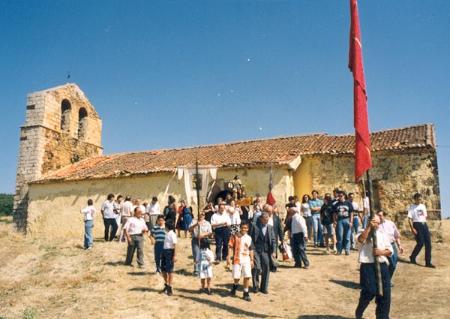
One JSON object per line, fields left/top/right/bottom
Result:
{"left": 365, "top": 170, "right": 383, "bottom": 296}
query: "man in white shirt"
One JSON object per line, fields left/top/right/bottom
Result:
{"left": 290, "top": 207, "right": 309, "bottom": 268}
{"left": 377, "top": 210, "right": 404, "bottom": 280}
{"left": 101, "top": 193, "right": 119, "bottom": 241}
{"left": 355, "top": 215, "right": 393, "bottom": 319}
{"left": 124, "top": 207, "right": 148, "bottom": 268}
{"left": 211, "top": 203, "right": 231, "bottom": 262}
{"left": 81, "top": 199, "right": 96, "bottom": 250}
{"left": 408, "top": 193, "right": 434, "bottom": 268}
{"left": 147, "top": 196, "right": 161, "bottom": 229}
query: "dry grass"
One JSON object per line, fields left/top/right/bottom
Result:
{"left": 0, "top": 216, "right": 449, "bottom": 319}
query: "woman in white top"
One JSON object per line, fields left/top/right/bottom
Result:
{"left": 301, "top": 194, "right": 313, "bottom": 240}
{"left": 81, "top": 199, "right": 96, "bottom": 250}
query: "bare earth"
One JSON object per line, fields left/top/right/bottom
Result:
{"left": 1, "top": 217, "right": 449, "bottom": 319}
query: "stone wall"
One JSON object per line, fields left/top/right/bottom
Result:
{"left": 296, "top": 148, "right": 441, "bottom": 240}
{"left": 14, "top": 84, "right": 102, "bottom": 231}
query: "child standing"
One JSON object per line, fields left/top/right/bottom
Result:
{"left": 198, "top": 238, "right": 214, "bottom": 295}
{"left": 227, "top": 222, "right": 254, "bottom": 301}
{"left": 161, "top": 220, "right": 177, "bottom": 296}
{"left": 150, "top": 215, "right": 166, "bottom": 273}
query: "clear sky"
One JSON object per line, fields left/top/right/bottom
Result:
{"left": 0, "top": 0, "right": 449, "bottom": 216}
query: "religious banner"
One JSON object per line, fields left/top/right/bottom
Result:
{"left": 177, "top": 166, "right": 217, "bottom": 206}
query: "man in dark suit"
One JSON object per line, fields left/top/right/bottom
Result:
{"left": 250, "top": 212, "right": 276, "bottom": 294}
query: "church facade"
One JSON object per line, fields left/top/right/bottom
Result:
{"left": 14, "top": 84, "right": 442, "bottom": 239}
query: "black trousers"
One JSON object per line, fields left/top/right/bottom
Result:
{"left": 252, "top": 251, "right": 270, "bottom": 292}
{"left": 356, "top": 262, "right": 391, "bottom": 319}
{"left": 410, "top": 222, "right": 432, "bottom": 265}
{"left": 104, "top": 218, "right": 118, "bottom": 241}
{"left": 214, "top": 227, "right": 230, "bottom": 261}
{"left": 291, "top": 232, "right": 309, "bottom": 267}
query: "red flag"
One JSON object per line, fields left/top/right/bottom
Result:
{"left": 349, "top": 0, "right": 372, "bottom": 182}
{"left": 266, "top": 191, "right": 276, "bottom": 206}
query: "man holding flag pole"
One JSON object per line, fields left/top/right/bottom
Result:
{"left": 348, "top": 1, "right": 393, "bottom": 318}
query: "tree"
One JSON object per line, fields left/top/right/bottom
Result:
{"left": 0, "top": 194, "right": 13, "bottom": 216}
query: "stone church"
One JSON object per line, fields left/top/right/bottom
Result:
{"left": 14, "top": 84, "right": 442, "bottom": 239}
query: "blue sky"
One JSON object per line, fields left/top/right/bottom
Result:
{"left": 0, "top": 0, "right": 449, "bottom": 216}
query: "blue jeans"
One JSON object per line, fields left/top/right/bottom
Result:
{"left": 351, "top": 217, "right": 360, "bottom": 249}
{"left": 410, "top": 222, "right": 432, "bottom": 265}
{"left": 305, "top": 216, "right": 313, "bottom": 240}
{"left": 312, "top": 214, "right": 323, "bottom": 246}
{"left": 336, "top": 218, "right": 351, "bottom": 253}
{"left": 84, "top": 220, "right": 93, "bottom": 249}
{"left": 154, "top": 242, "right": 164, "bottom": 272}
{"left": 362, "top": 214, "right": 369, "bottom": 229}
{"left": 388, "top": 242, "right": 398, "bottom": 278}
{"left": 191, "top": 237, "right": 200, "bottom": 273}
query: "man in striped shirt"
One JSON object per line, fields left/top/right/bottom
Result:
{"left": 150, "top": 215, "right": 166, "bottom": 273}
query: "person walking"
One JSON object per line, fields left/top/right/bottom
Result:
{"left": 333, "top": 191, "right": 354, "bottom": 255}
{"left": 81, "top": 199, "right": 96, "bottom": 250}
{"left": 211, "top": 203, "right": 231, "bottom": 262}
{"left": 377, "top": 210, "right": 404, "bottom": 281}
{"left": 408, "top": 193, "right": 435, "bottom": 268}
{"left": 355, "top": 215, "right": 393, "bottom": 319}
{"left": 250, "top": 212, "right": 276, "bottom": 294}
{"left": 101, "top": 193, "right": 119, "bottom": 241}
{"left": 189, "top": 212, "right": 212, "bottom": 275}
{"left": 124, "top": 207, "right": 148, "bottom": 268}
{"left": 290, "top": 207, "right": 309, "bottom": 268}
{"left": 198, "top": 238, "right": 214, "bottom": 295}
{"left": 227, "top": 222, "right": 254, "bottom": 301}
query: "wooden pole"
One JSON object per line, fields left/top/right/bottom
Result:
{"left": 365, "top": 170, "right": 383, "bottom": 296}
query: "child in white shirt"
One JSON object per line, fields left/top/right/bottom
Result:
{"left": 161, "top": 220, "right": 177, "bottom": 296}
{"left": 198, "top": 238, "right": 214, "bottom": 295}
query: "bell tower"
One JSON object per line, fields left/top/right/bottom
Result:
{"left": 14, "top": 83, "right": 103, "bottom": 231}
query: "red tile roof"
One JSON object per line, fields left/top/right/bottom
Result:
{"left": 34, "top": 124, "right": 436, "bottom": 183}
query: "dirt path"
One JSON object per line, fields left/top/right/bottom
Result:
{"left": 1, "top": 218, "right": 449, "bottom": 319}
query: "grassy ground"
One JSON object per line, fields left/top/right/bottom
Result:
{"left": 0, "top": 217, "right": 449, "bottom": 319}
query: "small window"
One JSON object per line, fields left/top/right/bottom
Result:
{"left": 61, "top": 99, "right": 71, "bottom": 132}
{"left": 78, "top": 107, "right": 88, "bottom": 140}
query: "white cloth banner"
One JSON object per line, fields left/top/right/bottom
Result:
{"left": 178, "top": 166, "right": 217, "bottom": 206}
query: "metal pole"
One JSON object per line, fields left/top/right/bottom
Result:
{"left": 365, "top": 170, "right": 383, "bottom": 296}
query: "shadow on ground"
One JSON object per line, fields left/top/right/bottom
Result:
{"left": 329, "top": 279, "right": 360, "bottom": 289}
{"left": 298, "top": 316, "right": 353, "bottom": 319}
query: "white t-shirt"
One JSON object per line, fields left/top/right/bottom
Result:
{"left": 301, "top": 203, "right": 311, "bottom": 217}
{"left": 147, "top": 202, "right": 161, "bottom": 215}
{"left": 351, "top": 201, "right": 360, "bottom": 213}
{"left": 124, "top": 217, "right": 148, "bottom": 235}
{"left": 164, "top": 230, "right": 178, "bottom": 249}
{"left": 101, "top": 200, "right": 116, "bottom": 219}
{"left": 239, "top": 234, "right": 253, "bottom": 264}
{"left": 211, "top": 212, "right": 231, "bottom": 228}
{"left": 81, "top": 205, "right": 96, "bottom": 221}
{"left": 363, "top": 197, "right": 370, "bottom": 215}
{"left": 358, "top": 230, "right": 393, "bottom": 264}
{"left": 229, "top": 211, "right": 241, "bottom": 226}
{"left": 122, "top": 201, "right": 133, "bottom": 217}
{"left": 189, "top": 220, "right": 212, "bottom": 238}
{"left": 291, "top": 213, "right": 307, "bottom": 236}
{"left": 407, "top": 203, "right": 428, "bottom": 223}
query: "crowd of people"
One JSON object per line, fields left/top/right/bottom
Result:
{"left": 80, "top": 189, "right": 435, "bottom": 318}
